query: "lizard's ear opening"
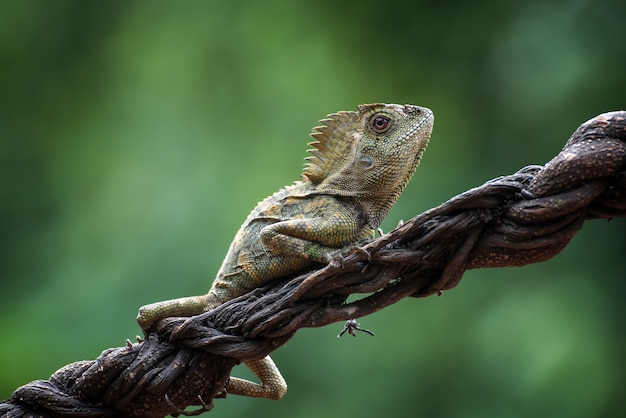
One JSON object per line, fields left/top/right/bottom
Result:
{"left": 359, "top": 155, "right": 373, "bottom": 169}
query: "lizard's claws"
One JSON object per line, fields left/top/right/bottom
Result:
{"left": 329, "top": 246, "right": 371, "bottom": 269}
{"left": 337, "top": 319, "right": 375, "bottom": 338}
{"left": 165, "top": 393, "right": 214, "bottom": 416}
{"left": 214, "top": 378, "right": 229, "bottom": 398}
{"left": 353, "top": 246, "right": 371, "bottom": 262}
{"left": 329, "top": 255, "right": 345, "bottom": 269}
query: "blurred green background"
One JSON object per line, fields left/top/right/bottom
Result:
{"left": 1, "top": 1, "right": 624, "bottom": 417}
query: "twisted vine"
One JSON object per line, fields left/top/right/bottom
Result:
{"left": 2, "top": 111, "right": 625, "bottom": 417}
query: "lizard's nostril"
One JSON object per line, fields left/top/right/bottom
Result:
{"left": 405, "top": 105, "right": 421, "bottom": 115}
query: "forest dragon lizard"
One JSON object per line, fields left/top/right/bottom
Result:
{"left": 137, "top": 103, "right": 434, "bottom": 400}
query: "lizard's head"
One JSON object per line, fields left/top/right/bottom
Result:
{"left": 303, "top": 103, "right": 433, "bottom": 219}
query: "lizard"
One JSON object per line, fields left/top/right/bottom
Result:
{"left": 136, "top": 103, "right": 434, "bottom": 401}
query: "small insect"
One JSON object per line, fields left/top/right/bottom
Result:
{"left": 337, "top": 319, "right": 375, "bottom": 338}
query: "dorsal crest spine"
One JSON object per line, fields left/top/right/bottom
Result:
{"left": 302, "top": 111, "right": 359, "bottom": 184}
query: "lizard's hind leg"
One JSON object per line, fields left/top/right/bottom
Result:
{"left": 226, "top": 356, "right": 287, "bottom": 400}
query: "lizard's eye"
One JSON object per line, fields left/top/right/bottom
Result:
{"left": 370, "top": 116, "right": 391, "bottom": 133}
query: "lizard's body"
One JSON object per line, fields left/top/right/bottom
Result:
{"left": 137, "top": 103, "right": 434, "bottom": 400}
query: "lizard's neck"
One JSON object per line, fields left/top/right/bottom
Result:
{"left": 358, "top": 192, "right": 402, "bottom": 229}
{"left": 357, "top": 163, "right": 421, "bottom": 228}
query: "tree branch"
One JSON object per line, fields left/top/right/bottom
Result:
{"left": 2, "top": 111, "right": 625, "bottom": 417}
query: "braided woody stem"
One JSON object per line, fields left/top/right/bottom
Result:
{"left": 2, "top": 111, "right": 625, "bottom": 417}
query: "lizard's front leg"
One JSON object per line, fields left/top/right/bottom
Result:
{"left": 260, "top": 215, "right": 372, "bottom": 264}
{"left": 136, "top": 294, "right": 213, "bottom": 331}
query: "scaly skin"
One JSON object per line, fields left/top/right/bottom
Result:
{"left": 137, "top": 103, "right": 434, "bottom": 400}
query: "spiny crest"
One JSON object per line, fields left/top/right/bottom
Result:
{"left": 302, "top": 110, "right": 360, "bottom": 184}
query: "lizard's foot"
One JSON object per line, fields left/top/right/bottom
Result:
{"left": 214, "top": 388, "right": 228, "bottom": 399}
{"left": 329, "top": 245, "right": 371, "bottom": 268}
{"left": 352, "top": 246, "right": 371, "bottom": 262}
{"left": 165, "top": 394, "right": 214, "bottom": 416}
